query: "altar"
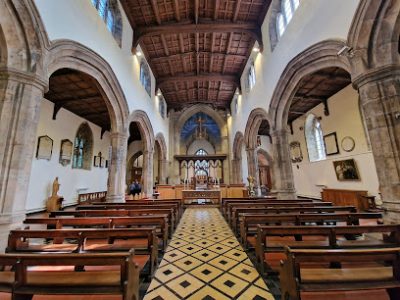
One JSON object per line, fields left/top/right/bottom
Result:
{"left": 182, "top": 190, "right": 221, "bottom": 205}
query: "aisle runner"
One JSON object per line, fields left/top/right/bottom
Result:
{"left": 144, "top": 208, "right": 274, "bottom": 300}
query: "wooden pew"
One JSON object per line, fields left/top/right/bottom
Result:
{"left": 0, "top": 251, "right": 139, "bottom": 300}
{"left": 230, "top": 206, "right": 357, "bottom": 233}
{"left": 77, "top": 204, "right": 180, "bottom": 223}
{"left": 24, "top": 216, "right": 169, "bottom": 250}
{"left": 226, "top": 202, "right": 333, "bottom": 225}
{"left": 239, "top": 212, "right": 383, "bottom": 248}
{"left": 6, "top": 228, "right": 158, "bottom": 277}
{"left": 255, "top": 224, "right": 400, "bottom": 273}
{"left": 50, "top": 208, "right": 176, "bottom": 235}
{"left": 93, "top": 200, "right": 183, "bottom": 218}
{"left": 280, "top": 247, "right": 400, "bottom": 300}
{"left": 221, "top": 199, "right": 317, "bottom": 217}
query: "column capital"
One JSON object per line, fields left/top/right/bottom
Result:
{"left": 352, "top": 64, "right": 400, "bottom": 89}
{"left": 0, "top": 67, "right": 48, "bottom": 90}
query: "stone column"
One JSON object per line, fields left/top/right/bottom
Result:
{"left": 107, "top": 132, "right": 128, "bottom": 202}
{"left": 159, "top": 159, "right": 168, "bottom": 184}
{"left": 0, "top": 70, "right": 46, "bottom": 223}
{"left": 246, "top": 147, "right": 260, "bottom": 195}
{"left": 270, "top": 129, "right": 296, "bottom": 199}
{"left": 142, "top": 149, "right": 154, "bottom": 196}
{"left": 355, "top": 66, "right": 400, "bottom": 222}
{"left": 231, "top": 159, "right": 238, "bottom": 183}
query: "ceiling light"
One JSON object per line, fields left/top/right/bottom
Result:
{"left": 157, "top": 90, "right": 162, "bottom": 96}
{"left": 252, "top": 46, "right": 260, "bottom": 53}
{"left": 235, "top": 90, "right": 240, "bottom": 95}
{"left": 135, "top": 50, "right": 142, "bottom": 57}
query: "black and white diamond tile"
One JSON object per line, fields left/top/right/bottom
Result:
{"left": 143, "top": 208, "right": 274, "bottom": 300}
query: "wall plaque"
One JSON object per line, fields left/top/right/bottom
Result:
{"left": 36, "top": 135, "right": 53, "bottom": 160}
{"left": 59, "top": 139, "right": 73, "bottom": 166}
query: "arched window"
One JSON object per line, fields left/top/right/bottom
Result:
{"left": 91, "top": 0, "right": 122, "bottom": 46}
{"left": 275, "top": 0, "right": 300, "bottom": 38}
{"left": 246, "top": 61, "right": 256, "bottom": 92}
{"left": 305, "top": 114, "right": 326, "bottom": 162}
{"left": 140, "top": 61, "right": 151, "bottom": 97}
{"left": 73, "top": 123, "right": 94, "bottom": 170}
{"left": 196, "top": 149, "right": 208, "bottom": 156}
{"left": 158, "top": 95, "right": 166, "bottom": 118}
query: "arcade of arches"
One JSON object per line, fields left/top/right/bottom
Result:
{"left": 1, "top": 0, "right": 400, "bottom": 299}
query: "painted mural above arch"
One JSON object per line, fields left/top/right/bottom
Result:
{"left": 180, "top": 112, "right": 221, "bottom": 142}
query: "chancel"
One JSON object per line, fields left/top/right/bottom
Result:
{"left": 1, "top": 0, "right": 400, "bottom": 299}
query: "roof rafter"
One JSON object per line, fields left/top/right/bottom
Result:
{"left": 157, "top": 73, "right": 240, "bottom": 87}
{"left": 132, "top": 22, "right": 263, "bottom": 51}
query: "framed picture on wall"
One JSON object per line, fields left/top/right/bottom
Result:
{"left": 333, "top": 159, "right": 361, "bottom": 181}
{"left": 59, "top": 139, "right": 73, "bottom": 166}
{"left": 324, "top": 132, "right": 339, "bottom": 156}
{"left": 36, "top": 135, "right": 53, "bottom": 160}
{"left": 289, "top": 141, "right": 303, "bottom": 163}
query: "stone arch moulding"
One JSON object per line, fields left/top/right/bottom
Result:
{"left": 244, "top": 107, "right": 272, "bottom": 149}
{"left": 175, "top": 104, "right": 228, "bottom": 138}
{"left": 348, "top": 0, "right": 400, "bottom": 78}
{"left": 129, "top": 110, "right": 155, "bottom": 153}
{"left": 155, "top": 133, "right": 167, "bottom": 160}
{"left": 155, "top": 132, "right": 168, "bottom": 184}
{"left": 232, "top": 131, "right": 245, "bottom": 184}
{"left": 268, "top": 39, "right": 352, "bottom": 131}
{"left": 0, "top": 0, "right": 48, "bottom": 76}
{"left": 47, "top": 40, "right": 129, "bottom": 134}
{"left": 128, "top": 110, "right": 155, "bottom": 195}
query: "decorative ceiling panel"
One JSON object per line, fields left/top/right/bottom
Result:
{"left": 120, "top": 0, "right": 271, "bottom": 110}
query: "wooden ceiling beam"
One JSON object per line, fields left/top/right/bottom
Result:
{"left": 172, "top": 0, "right": 180, "bottom": 22}
{"left": 49, "top": 95, "right": 102, "bottom": 104}
{"left": 151, "top": 51, "right": 247, "bottom": 62}
{"left": 163, "top": 87, "right": 224, "bottom": 96}
{"left": 214, "top": 0, "right": 220, "bottom": 20}
{"left": 233, "top": 0, "right": 242, "bottom": 22}
{"left": 157, "top": 73, "right": 240, "bottom": 87}
{"left": 195, "top": 32, "right": 200, "bottom": 75}
{"left": 150, "top": 0, "right": 162, "bottom": 25}
{"left": 194, "top": 0, "right": 199, "bottom": 24}
{"left": 132, "top": 22, "right": 263, "bottom": 51}
{"left": 160, "top": 34, "right": 169, "bottom": 56}
{"left": 179, "top": 33, "right": 185, "bottom": 53}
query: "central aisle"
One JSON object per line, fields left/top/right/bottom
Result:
{"left": 144, "top": 208, "right": 274, "bottom": 300}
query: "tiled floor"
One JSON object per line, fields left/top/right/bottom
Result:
{"left": 144, "top": 208, "right": 274, "bottom": 300}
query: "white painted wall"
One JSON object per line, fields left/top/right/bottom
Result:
{"left": 229, "top": 0, "right": 360, "bottom": 144}
{"left": 34, "top": 0, "right": 169, "bottom": 145}
{"left": 187, "top": 139, "right": 216, "bottom": 155}
{"left": 289, "top": 85, "right": 380, "bottom": 200}
{"left": 26, "top": 99, "right": 111, "bottom": 212}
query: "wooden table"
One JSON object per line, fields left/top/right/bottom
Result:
{"left": 182, "top": 190, "right": 221, "bottom": 205}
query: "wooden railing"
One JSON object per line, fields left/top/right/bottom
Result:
{"left": 78, "top": 191, "right": 107, "bottom": 205}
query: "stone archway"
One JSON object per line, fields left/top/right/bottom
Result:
{"left": 128, "top": 110, "right": 155, "bottom": 196}
{"left": 268, "top": 40, "right": 352, "bottom": 199}
{"left": 348, "top": 0, "right": 400, "bottom": 221}
{"left": 155, "top": 133, "right": 168, "bottom": 184}
{"left": 243, "top": 108, "right": 273, "bottom": 192}
{"left": 47, "top": 40, "right": 130, "bottom": 202}
{"left": 257, "top": 148, "right": 274, "bottom": 193}
{"left": 232, "top": 131, "right": 245, "bottom": 184}
{"left": 170, "top": 104, "right": 229, "bottom": 184}
{"left": 0, "top": 0, "right": 48, "bottom": 226}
